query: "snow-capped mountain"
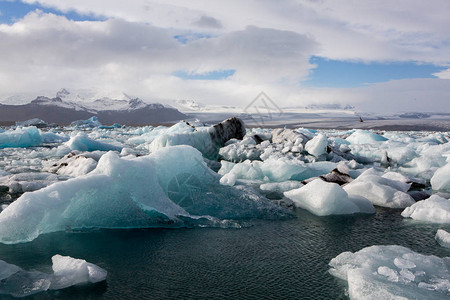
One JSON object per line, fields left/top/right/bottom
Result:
{"left": 0, "top": 89, "right": 186, "bottom": 125}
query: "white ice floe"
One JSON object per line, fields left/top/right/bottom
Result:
{"left": 431, "top": 163, "right": 450, "bottom": 191}
{"left": 0, "top": 255, "right": 106, "bottom": 297}
{"left": 284, "top": 179, "right": 375, "bottom": 216}
{"left": 0, "top": 126, "right": 42, "bottom": 148}
{"left": 329, "top": 245, "right": 450, "bottom": 300}
{"left": 435, "top": 229, "right": 450, "bottom": 249}
{"left": 0, "top": 145, "right": 288, "bottom": 244}
{"left": 344, "top": 168, "right": 415, "bottom": 208}
{"left": 401, "top": 195, "right": 450, "bottom": 223}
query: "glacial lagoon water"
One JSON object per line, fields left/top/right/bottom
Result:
{"left": 0, "top": 207, "right": 448, "bottom": 299}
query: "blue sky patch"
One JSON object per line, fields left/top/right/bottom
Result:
{"left": 173, "top": 69, "right": 235, "bottom": 80}
{"left": 305, "top": 56, "right": 447, "bottom": 88}
{"left": 0, "top": 0, "right": 104, "bottom": 24}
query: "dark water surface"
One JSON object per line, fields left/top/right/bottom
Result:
{"left": 0, "top": 208, "right": 449, "bottom": 299}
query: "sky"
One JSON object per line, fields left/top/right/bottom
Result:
{"left": 0, "top": 0, "right": 449, "bottom": 113}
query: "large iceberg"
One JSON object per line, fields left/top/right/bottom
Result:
{"left": 284, "top": 179, "right": 375, "bottom": 216}
{"left": 329, "top": 245, "right": 450, "bottom": 300}
{"left": 0, "top": 126, "right": 42, "bottom": 148}
{"left": 401, "top": 195, "right": 450, "bottom": 223}
{"left": 0, "top": 145, "right": 289, "bottom": 244}
{"left": 0, "top": 255, "right": 106, "bottom": 297}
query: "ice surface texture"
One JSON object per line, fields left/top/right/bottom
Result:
{"left": 0, "top": 255, "right": 106, "bottom": 297}
{"left": 284, "top": 179, "right": 375, "bottom": 216}
{"left": 0, "top": 145, "right": 289, "bottom": 244}
{"left": 329, "top": 245, "right": 450, "bottom": 300}
{"left": 401, "top": 195, "right": 450, "bottom": 223}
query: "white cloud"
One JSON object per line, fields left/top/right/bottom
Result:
{"left": 20, "top": 0, "right": 450, "bottom": 63}
{"left": 1, "top": 1, "right": 449, "bottom": 113}
{"left": 433, "top": 68, "right": 450, "bottom": 79}
{"left": 0, "top": 11, "right": 316, "bottom": 103}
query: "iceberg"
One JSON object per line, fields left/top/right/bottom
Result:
{"left": 0, "top": 255, "right": 106, "bottom": 297}
{"left": 436, "top": 229, "right": 450, "bottom": 249}
{"left": 0, "top": 126, "right": 42, "bottom": 148}
{"left": 329, "top": 245, "right": 450, "bottom": 300}
{"left": 431, "top": 163, "right": 450, "bottom": 191}
{"left": 284, "top": 179, "right": 375, "bottom": 216}
{"left": 401, "top": 195, "right": 450, "bottom": 223}
{"left": 346, "top": 130, "right": 388, "bottom": 144}
{"left": 0, "top": 145, "right": 289, "bottom": 244}
{"left": 71, "top": 116, "right": 102, "bottom": 128}
{"left": 343, "top": 168, "right": 415, "bottom": 208}
{"left": 148, "top": 117, "right": 246, "bottom": 159}
{"left": 65, "top": 132, "right": 122, "bottom": 152}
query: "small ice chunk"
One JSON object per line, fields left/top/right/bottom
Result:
{"left": 435, "top": 229, "right": 450, "bottom": 248}
{"left": 431, "top": 163, "right": 450, "bottom": 191}
{"left": 65, "top": 132, "right": 122, "bottom": 152}
{"left": 401, "top": 195, "right": 450, "bottom": 223}
{"left": 284, "top": 179, "right": 374, "bottom": 216}
{"left": 0, "top": 255, "right": 106, "bottom": 297}
{"left": 220, "top": 173, "right": 237, "bottom": 186}
{"left": 305, "top": 133, "right": 328, "bottom": 158}
{"left": 50, "top": 255, "right": 107, "bottom": 289}
{"left": 344, "top": 168, "right": 414, "bottom": 208}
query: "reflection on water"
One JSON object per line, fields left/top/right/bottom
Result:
{"left": 0, "top": 208, "right": 449, "bottom": 299}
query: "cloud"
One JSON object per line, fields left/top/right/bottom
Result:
{"left": 193, "top": 16, "right": 222, "bottom": 29}
{"left": 0, "top": 11, "right": 316, "bottom": 102}
{"left": 19, "top": 0, "right": 450, "bottom": 64}
{"left": 433, "top": 68, "right": 450, "bottom": 79}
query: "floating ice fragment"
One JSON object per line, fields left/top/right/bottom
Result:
{"left": 65, "top": 132, "right": 122, "bottom": 152}
{"left": 401, "top": 195, "right": 450, "bottom": 223}
{"left": 329, "top": 245, "right": 450, "bottom": 300}
{"left": 346, "top": 130, "right": 388, "bottom": 144}
{"left": 284, "top": 179, "right": 375, "bottom": 216}
{"left": 431, "top": 163, "right": 450, "bottom": 191}
{"left": 344, "top": 168, "right": 415, "bottom": 208}
{"left": 0, "top": 255, "right": 106, "bottom": 297}
{"left": 435, "top": 229, "right": 450, "bottom": 249}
